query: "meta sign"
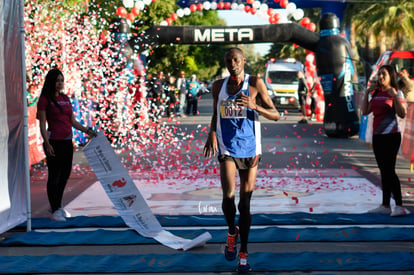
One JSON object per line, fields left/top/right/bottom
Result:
{"left": 194, "top": 27, "right": 254, "bottom": 43}
{"left": 139, "top": 25, "right": 270, "bottom": 45}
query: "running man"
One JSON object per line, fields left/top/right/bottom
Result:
{"left": 203, "top": 47, "right": 280, "bottom": 272}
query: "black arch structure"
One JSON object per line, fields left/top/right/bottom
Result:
{"left": 129, "top": 21, "right": 359, "bottom": 138}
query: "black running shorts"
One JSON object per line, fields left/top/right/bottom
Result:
{"left": 218, "top": 154, "right": 261, "bottom": 170}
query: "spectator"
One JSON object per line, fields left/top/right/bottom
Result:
{"left": 176, "top": 71, "right": 187, "bottom": 117}
{"left": 398, "top": 67, "right": 414, "bottom": 102}
{"left": 186, "top": 74, "right": 201, "bottom": 116}
{"left": 297, "top": 70, "right": 309, "bottom": 123}
{"left": 165, "top": 74, "right": 177, "bottom": 117}
{"left": 361, "top": 65, "right": 409, "bottom": 217}
{"left": 147, "top": 72, "right": 166, "bottom": 117}
{"left": 37, "top": 68, "right": 96, "bottom": 222}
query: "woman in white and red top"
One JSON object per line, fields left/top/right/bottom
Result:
{"left": 361, "top": 64, "right": 408, "bottom": 216}
{"left": 37, "top": 68, "right": 96, "bottom": 222}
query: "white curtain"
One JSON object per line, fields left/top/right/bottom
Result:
{"left": 0, "top": 0, "right": 29, "bottom": 234}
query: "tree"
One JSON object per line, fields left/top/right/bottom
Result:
{"left": 143, "top": 8, "right": 228, "bottom": 81}
{"left": 343, "top": 0, "right": 414, "bottom": 81}
{"left": 353, "top": 0, "right": 413, "bottom": 50}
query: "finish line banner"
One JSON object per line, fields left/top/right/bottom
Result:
{"left": 83, "top": 132, "right": 211, "bottom": 250}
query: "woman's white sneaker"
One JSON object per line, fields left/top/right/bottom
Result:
{"left": 59, "top": 208, "right": 71, "bottom": 218}
{"left": 51, "top": 210, "right": 66, "bottom": 222}
{"left": 368, "top": 205, "right": 391, "bottom": 214}
{"left": 391, "top": 206, "right": 409, "bottom": 217}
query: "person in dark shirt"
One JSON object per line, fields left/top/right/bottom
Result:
{"left": 297, "top": 70, "right": 309, "bottom": 123}
{"left": 37, "top": 68, "right": 96, "bottom": 222}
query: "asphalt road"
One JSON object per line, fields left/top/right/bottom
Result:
{"left": 29, "top": 93, "right": 414, "bottom": 217}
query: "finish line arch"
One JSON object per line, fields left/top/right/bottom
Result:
{"left": 126, "top": 11, "right": 359, "bottom": 138}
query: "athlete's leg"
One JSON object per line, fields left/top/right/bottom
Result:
{"left": 220, "top": 160, "right": 238, "bottom": 234}
{"left": 238, "top": 165, "right": 257, "bottom": 253}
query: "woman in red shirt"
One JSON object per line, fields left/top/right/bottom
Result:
{"left": 361, "top": 65, "right": 408, "bottom": 216}
{"left": 37, "top": 68, "right": 96, "bottom": 222}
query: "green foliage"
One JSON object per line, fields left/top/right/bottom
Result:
{"left": 346, "top": 0, "right": 414, "bottom": 51}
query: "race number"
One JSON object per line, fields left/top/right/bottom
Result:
{"left": 220, "top": 99, "right": 247, "bottom": 119}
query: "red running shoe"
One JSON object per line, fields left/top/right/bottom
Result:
{"left": 224, "top": 226, "right": 238, "bottom": 261}
{"left": 238, "top": 252, "right": 251, "bottom": 272}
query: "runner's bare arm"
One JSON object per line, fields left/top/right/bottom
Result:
{"left": 241, "top": 76, "right": 280, "bottom": 121}
{"left": 203, "top": 80, "right": 222, "bottom": 158}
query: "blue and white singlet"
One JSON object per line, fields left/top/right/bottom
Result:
{"left": 216, "top": 74, "right": 261, "bottom": 158}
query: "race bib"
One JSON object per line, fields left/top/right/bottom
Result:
{"left": 220, "top": 99, "right": 247, "bottom": 119}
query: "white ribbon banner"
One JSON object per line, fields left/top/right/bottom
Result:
{"left": 83, "top": 132, "right": 211, "bottom": 250}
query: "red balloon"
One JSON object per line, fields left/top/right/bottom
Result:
{"left": 126, "top": 13, "right": 135, "bottom": 22}
{"left": 300, "top": 17, "right": 311, "bottom": 27}
{"left": 247, "top": 0, "right": 254, "bottom": 4}
{"left": 280, "top": 0, "right": 288, "bottom": 9}
{"left": 244, "top": 5, "right": 251, "bottom": 13}
{"left": 224, "top": 2, "right": 231, "bottom": 9}
{"left": 307, "top": 66, "right": 315, "bottom": 76}
{"left": 190, "top": 4, "right": 197, "bottom": 12}
{"left": 170, "top": 13, "right": 178, "bottom": 21}
{"left": 217, "top": 2, "right": 224, "bottom": 9}
{"left": 250, "top": 7, "right": 257, "bottom": 15}
{"left": 273, "top": 13, "right": 281, "bottom": 23}
{"left": 308, "top": 22, "right": 316, "bottom": 32}
{"left": 274, "top": 0, "right": 280, "bottom": 2}
{"left": 131, "top": 7, "right": 140, "bottom": 16}
{"left": 197, "top": 3, "right": 203, "bottom": 11}
{"left": 116, "top": 7, "right": 127, "bottom": 18}
{"left": 316, "top": 90, "right": 323, "bottom": 98}
{"left": 316, "top": 113, "right": 324, "bottom": 122}
{"left": 165, "top": 17, "right": 172, "bottom": 25}
{"left": 267, "top": 8, "right": 274, "bottom": 16}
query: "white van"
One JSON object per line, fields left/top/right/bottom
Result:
{"left": 264, "top": 58, "right": 304, "bottom": 109}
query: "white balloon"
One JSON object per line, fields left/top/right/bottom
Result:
{"left": 142, "top": 0, "right": 151, "bottom": 5}
{"left": 306, "top": 53, "right": 315, "bottom": 63}
{"left": 293, "top": 9, "right": 304, "bottom": 20}
{"left": 253, "top": 1, "right": 261, "bottom": 9}
{"left": 123, "top": 0, "right": 134, "bottom": 8}
{"left": 286, "top": 2, "right": 296, "bottom": 14}
{"left": 260, "top": 3, "right": 268, "bottom": 11}
{"left": 238, "top": 4, "right": 245, "bottom": 11}
{"left": 135, "top": 0, "right": 145, "bottom": 10}
{"left": 257, "top": 10, "right": 267, "bottom": 19}
{"left": 279, "top": 16, "right": 289, "bottom": 24}
{"left": 231, "top": 3, "right": 238, "bottom": 10}
{"left": 203, "top": 1, "right": 211, "bottom": 10}
{"left": 160, "top": 20, "right": 168, "bottom": 26}
{"left": 210, "top": 2, "right": 217, "bottom": 10}
{"left": 176, "top": 8, "right": 184, "bottom": 18}
{"left": 183, "top": 7, "right": 191, "bottom": 15}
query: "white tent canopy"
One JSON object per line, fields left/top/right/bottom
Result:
{"left": 0, "top": 0, "right": 30, "bottom": 234}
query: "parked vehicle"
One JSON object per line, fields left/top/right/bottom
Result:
{"left": 264, "top": 58, "right": 304, "bottom": 109}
